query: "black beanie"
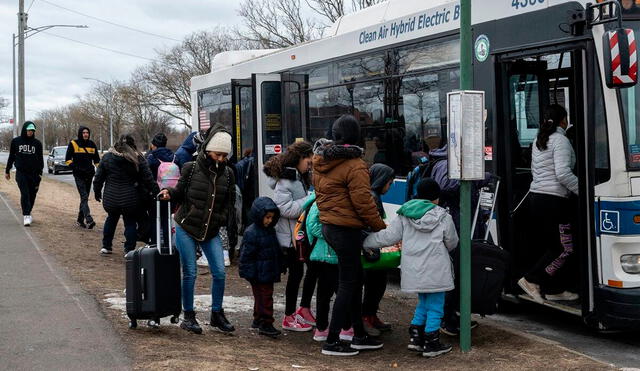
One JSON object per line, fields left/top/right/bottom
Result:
{"left": 416, "top": 178, "right": 441, "bottom": 201}
{"left": 332, "top": 115, "right": 360, "bottom": 145}
{"left": 152, "top": 133, "right": 167, "bottom": 148}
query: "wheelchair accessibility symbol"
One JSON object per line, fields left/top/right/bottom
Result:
{"left": 600, "top": 210, "right": 620, "bottom": 234}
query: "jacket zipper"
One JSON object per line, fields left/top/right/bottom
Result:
{"left": 200, "top": 171, "right": 217, "bottom": 241}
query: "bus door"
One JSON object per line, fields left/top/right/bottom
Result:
{"left": 281, "top": 72, "right": 309, "bottom": 145}
{"left": 252, "top": 73, "right": 283, "bottom": 198}
{"left": 495, "top": 45, "right": 596, "bottom": 316}
{"left": 232, "top": 78, "right": 255, "bottom": 228}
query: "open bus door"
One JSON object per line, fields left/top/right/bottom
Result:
{"left": 232, "top": 78, "right": 256, "bottom": 230}
{"left": 494, "top": 45, "right": 597, "bottom": 319}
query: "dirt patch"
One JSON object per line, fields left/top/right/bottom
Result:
{"left": 0, "top": 168, "right": 612, "bottom": 370}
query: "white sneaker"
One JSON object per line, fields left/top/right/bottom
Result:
{"left": 27, "top": 215, "right": 32, "bottom": 224}
{"left": 545, "top": 291, "right": 579, "bottom": 301}
{"left": 518, "top": 278, "right": 544, "bottom": 304}
{"left": 23, "top": 216, "right": 30, "bottom": 226}
{"left": 100, "top": 248, "right": 112, "bottom": 255}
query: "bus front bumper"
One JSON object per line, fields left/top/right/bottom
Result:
{"left": 593, "top": 285, "right": 640, "bottom": 331}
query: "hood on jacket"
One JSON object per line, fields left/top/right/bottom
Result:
{"left": 397, "top": 199, "right": 446, "bottom": 232}
{"left": 20, "top": 121, "right": 36, "bottom": 139}
{"left": 428, "top": 144, "right": 448, "bottom": 159}
{"left": 196, "top": 124, "right": 231, "bottom": 170}
{"left": 369, "top": 163, "right": 394, "bottom": 192}
{"left": 302, "top": 191, "right": 316, "bottom": 210}
{"left": 249, "top": 196, "right": 281, "bottom": 228}
{"left": 150, "top": 147, "right": 174, "bottom": 162}
{"left": 179, "top": 132, "right": 198, "bottom": 153}
{"left": 76, "top": 126, "right": 90, "bottom": 146}
{"left": 312, "top": 138, "right": 364, "bottom": 174}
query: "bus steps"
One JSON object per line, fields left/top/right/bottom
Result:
{"left": 517, "top": 294, "right": 582, "bottom": 316}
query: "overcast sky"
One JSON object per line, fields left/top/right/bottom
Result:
{"left": 0, "top": 0, "right": 240, "bottom": 123}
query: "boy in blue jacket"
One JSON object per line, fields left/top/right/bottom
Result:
{"left": 239, "top": 197, "right": 284, "bottom": 338}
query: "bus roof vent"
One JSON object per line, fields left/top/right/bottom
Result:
{"left": 211, "top": 49, "right": 280, "bottom": 72}
{"left": 326, "top": 0, "right": 451, "bottom": 37}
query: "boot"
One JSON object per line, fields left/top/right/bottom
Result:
{"left": 180, "top": 311, "right": 203, "bottom": 334}
{"left": 422, "top": 330, "right": 452, "bottom": 358}
{"left": 258, "top": 323, "right": 282, "bottom": 338}
{"left": 210, "top": 309, "right": 235, "bottom": 333}
{"left": 408, "top": 325, "right": 424, "bottom": 352}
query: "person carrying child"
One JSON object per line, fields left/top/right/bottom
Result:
{"left": 363, "top": 178, "right": 458, "bottom": 358}
{"left": 239, "top": 197, "right": 284, "bottom": 338}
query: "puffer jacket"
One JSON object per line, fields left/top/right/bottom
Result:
{"left": 363, "top": 200, "right": 458, "bottom": 293}
{"left": 239, "top": 197, "right": 284, "bottom": 283}
{"left": 269, "top": 169, "right": 309, "bottom": 248}
{"left": 168, "top": 124, "right": 236, "bottom": 242}
{"left": 304, "top": 193, "right": 338, "bottom": 265}
{"left": 93, "top": 149, "right": 158, "bottom": 212}
{"left": 312, "top": 139, "right": 385, "bottom": 232}
{"left": 530, "top": 127, "right": 578, "bottom": 198}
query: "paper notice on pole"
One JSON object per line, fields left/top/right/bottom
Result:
{"left": 447, "top": 91, "right": 485, "bottom": 180}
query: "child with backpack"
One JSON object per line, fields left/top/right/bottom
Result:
{"left": 239, "top": 197, "right": 285, "bottom": 338}
{"left": 363, "top": 178, "right": 459, "bottom": 358}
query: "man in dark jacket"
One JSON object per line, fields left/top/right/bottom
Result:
{"left": 5, "top": 121, "right": 43, "bottom": 226}
{"left": 66, "top": 126, "right": 100, "bottom": 228}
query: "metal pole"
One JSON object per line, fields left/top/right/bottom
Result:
{"left": 41, "top": 119, "right": 45, "bottom": 152}
{"left": 459, "top": 0, "right": 472, "bottom": 353}
{"left": 12, "top": 33, "right": 17, "bottom": 137}
{"left": 18, "top": 0, "right": 26, "bottom": 126}
{"left": 108, "top": 98, "right": 113, "bottom": 147}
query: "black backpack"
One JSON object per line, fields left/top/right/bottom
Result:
{"left": 405, "top": 157, "right": 445, "bottom": 201}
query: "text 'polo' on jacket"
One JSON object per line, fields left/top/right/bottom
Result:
{"left": 529, "top": 127, "right": 578, "bottom": 198}
{"left": 5, "top": 121, "right": 43, "bottom": 175}
{"left": 312, "top": 139, "right": 386, "bottom": 232}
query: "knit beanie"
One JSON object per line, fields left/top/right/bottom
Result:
{"left": 416, "top": 178, "right": 441, "bottom": 201}
{"left": 152, "top": 133, "right": 167, "bottom": 148}
{"left": 205, "top": 131, "right": 232, "bottom": 155}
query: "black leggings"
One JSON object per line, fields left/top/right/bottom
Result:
{"left": 315, "top": 263, "right": 339, "bottom": 331}
{"left": 322, "top": 224, "right": 366, "bottom": 343}
{"left": 362, "top": 269, "right": 388, "bottom": 316}
{"left": 285, "top": 249, "right": 319, "bottom": 316}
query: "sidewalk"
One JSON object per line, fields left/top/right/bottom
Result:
{"left": 0, "top": 192, "right": 129, "bottom": 370}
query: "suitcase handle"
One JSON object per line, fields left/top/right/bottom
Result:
{"left": 156, "top": 198, "right": 174, "bottom": 255}
{"left": 140, "top": 267, "right": 146, "bottom": 300}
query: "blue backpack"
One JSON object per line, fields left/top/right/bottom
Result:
{"left": 405, "top": 156, "right": 445, "bottom": 201}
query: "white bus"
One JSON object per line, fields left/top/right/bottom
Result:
{"left": 191, "top": 0, "right": 640, "bottom": 331}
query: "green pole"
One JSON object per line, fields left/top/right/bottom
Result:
{"left": 459, "top": 0, "right": 472, "bottom": 353}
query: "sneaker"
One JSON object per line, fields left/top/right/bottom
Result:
{"left": 258, "top": 323, "right": 282, "bottom": 338}
{"left": 23, "top": 216, "right": 30, "bottom": 226}
{"left": 362, "top": 316, "right": 381, "bottom": 337}
{"left": 322, "top": 341, "right": 359, "bottom": 356}
{"left": 27, "top": 215, "right": 32, "bottom": 224}
{"left": 370, "top": 315, "right": 392, "bottom": 332}
{"left": 313, "top": 328, "right": 329, "bottom": 342}
{"left": 350, "top": 335, "right": 384, "bottom": 350}
{"left": 440, "top": 320, "right": 479, "bottom": 336}
{"left": 545, "top": 291, "right": 579, "bottom": 301}
{"left": 339, "top": 327, "right": 354, "bottom": 341}
{"left": 518, "top": 277, "right": 544, "bottom": 304}
{"left": 282, "top": 314, "right": 313, "bottom": 332}
{"left": 86, "top": 221, "right": 96, "bottom": 230}
{"left": 296, "top": 307, "right": 316, "bottom": 326}
{"left": 75, "top": 221, "right": 87, "bottom": 228}
{"left": 100, "top": 248, "right": 112, "bottom": 255}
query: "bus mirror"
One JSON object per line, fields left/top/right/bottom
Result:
{"left": 603, "top": 28, "right": 638, "bottom": 88}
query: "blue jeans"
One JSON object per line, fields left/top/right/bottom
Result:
{"left": 175, "top": 224, "right": 226, "bottom": 312}
{"left": 411, "top": 292, "right": 446, "bottom": 332}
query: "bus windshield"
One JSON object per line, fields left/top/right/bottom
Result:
{"left": 620, "top": 21, "right": 640, "bottom": 169}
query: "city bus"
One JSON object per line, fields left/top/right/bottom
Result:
{"left": 190, "top": 0, "right": 640, "bottom": 331}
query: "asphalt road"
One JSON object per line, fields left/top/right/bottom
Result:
{"left": 0, "top": 152, "right": 76, "bottom": 186}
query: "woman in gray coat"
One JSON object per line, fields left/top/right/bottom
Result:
{"left": 263, "top": 141, "right": 318, "bottom": 331}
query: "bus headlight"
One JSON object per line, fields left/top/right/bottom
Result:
{"left": 621, "top": 255, "right": 640, "bottom": 274}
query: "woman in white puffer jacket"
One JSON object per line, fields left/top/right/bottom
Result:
{"left": 518, "top": 104, "right": 579, "bottom": 304}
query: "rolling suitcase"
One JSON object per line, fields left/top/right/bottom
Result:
{"left": 469, "top": 178, "right": 510, "bottom": 316}
{"left": 125, "top": 199, "right": 181, "bottom": 329}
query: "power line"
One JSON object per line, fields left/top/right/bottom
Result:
{"left": 40, "top": 0, "right": 181, "bottom": 42}
{"left": 42, "top": 31, "right": 156, "bottom": 61}
{"left": 27, "top": 0, "right": 39, "bottom": 13}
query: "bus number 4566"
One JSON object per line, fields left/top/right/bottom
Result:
{"left": 512, "top": 0, "right": 545, "bottom": 10}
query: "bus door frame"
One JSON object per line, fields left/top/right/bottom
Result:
{"left": 281, "top": 72, "right": 310, "bottom": 143}
{"left": 493, "top": 40, "right": 598, "bottom": 317}
{"left": 231, "top": 79, "right": 253, "bottom": 162}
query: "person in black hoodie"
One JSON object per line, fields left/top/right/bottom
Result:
{"left": 93, "top": 134, "right": 158, "bottom": 255}
{"left": 5, "top": 121, "right": 43, "bottom": 226}
{"left": 66, "top": 126, "right": 100, "bottom": 229}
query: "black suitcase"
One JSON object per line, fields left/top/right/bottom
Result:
{"left": 125, "top": 200, "right": 181, "bottom": 329}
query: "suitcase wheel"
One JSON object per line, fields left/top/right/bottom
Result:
{"left": 170, "top": 315, "right": 180, "bottom": 324}
{"left": 147, "top": 319, "right": 160, "bottom": 328}
{"left": 129, "top": 320, "right": 137, "bottom": 329}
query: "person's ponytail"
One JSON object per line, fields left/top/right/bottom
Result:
{"left": 536, "top": 104, "right": 567, "bottom": 151}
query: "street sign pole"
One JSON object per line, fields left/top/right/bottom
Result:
{"left": 459, "top": 0, "right": 472, "bottom": 353}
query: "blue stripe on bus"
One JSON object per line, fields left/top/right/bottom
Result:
{"left": 596, "top": 200, "right": 640, "bottom": 236}
{"left": 381, "top": 180, "right": 407, "bottom": 206}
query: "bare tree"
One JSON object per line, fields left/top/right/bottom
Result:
{"left": 305, "top": 0, "right": 387, "bottom": 24}
{"left": 121, "top": 78, "right": 173, "bottom": 148}
{"left": 236, "top": 0, "right": 322, "bottom": 48}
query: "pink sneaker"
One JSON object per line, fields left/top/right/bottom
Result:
{"left": 339, "top": 327, "right": 354, "bottom": 341}
{"left": 295, "top": 306, "right": 316, "bottom": 326}
{"left": 313, "top": 328, "right": 329, "bottom": 341}
{"left": 282, "top": 314, "right": 313, "bottom": 332}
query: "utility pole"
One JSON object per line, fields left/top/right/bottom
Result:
{"left": 459, "top": 0, "right": 472, "bottom": 353}
{"left": 41, "top": 118, "right": 45, "bottom": 152}
{"left": 12, "top": 33, "right": 17, "bottom": 137}
{"left": 17, "top": 0, "right": 26, "bottom": 127}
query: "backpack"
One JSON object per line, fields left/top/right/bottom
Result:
{"left": 292, "top": 201, "right": 317, "bottom": 263}
{"left": 405, "top": 156, "right": 446, "bottom": 201}
{"left": 157, "top": 156, "right": 181, "bottom": 189}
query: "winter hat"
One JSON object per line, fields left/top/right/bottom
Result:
{"left": 416, "top": 178, "right": 441, "bottom": 201}
{"left": 332, "top": 115, "right": 360, "bottom": 145}
{"left": 25, "top": 122, "right": 36, "bottom": 131}
{"left": 152, "top": 133, "right": 167, "bottom": 148}
{"left": 205, "top": 131, "right": 232, "bottom": 155}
